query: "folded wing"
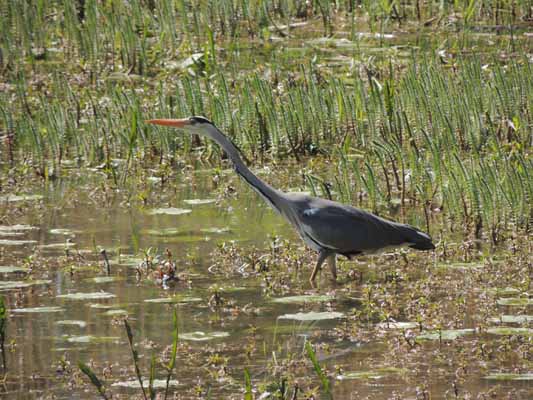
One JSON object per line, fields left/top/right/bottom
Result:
{"left": 297, "top": 199, "right": 434, "bottom": 255}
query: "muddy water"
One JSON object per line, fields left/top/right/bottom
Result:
{"left": 0, "top": 170, "right": 308, "bottom": 398}
{"left": 0, "top": 169, "right": 531, "bottom": 399}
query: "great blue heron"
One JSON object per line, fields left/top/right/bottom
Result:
{"left": 147, "top": 116, "right": 435, "bottom": 283}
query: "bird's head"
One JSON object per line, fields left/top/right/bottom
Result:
{"left": 146, "top": 116, "right": 215, "bottom": 137}
{"left": 147, "top": 115, "right": 251, "bottom": 166}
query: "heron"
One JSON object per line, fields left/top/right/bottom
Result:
{"left": 146, "top": 116, "right": 435, "bottom": 284}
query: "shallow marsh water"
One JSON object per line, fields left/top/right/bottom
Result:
{"left": 0, "top": 167, "right": 531, "bottom": 399}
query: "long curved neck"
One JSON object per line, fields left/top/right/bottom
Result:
{"left": 203, "top": 124, "right": 284, "bottom": 214}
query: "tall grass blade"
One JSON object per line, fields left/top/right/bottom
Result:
{"left": 124, "top": 320, "right": 148, "bottom": 400}
{"left": 0, "top": 297, "right": 6, "bottom": 370}
{"left": 164, "top": 310, "right": 179, "bottom": 400}
{"left": 305, "top": 341, "right": 331, "bottom": 399}
{"left": 244, "top": 368, "right": 252, "bottom": 400}
{"left": 78, "top": 361, "right": 109, "bottom": 400}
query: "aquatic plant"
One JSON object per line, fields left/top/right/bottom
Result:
{"left": 2, "top": 2, "right": 533, "bottom": 398}
{"left": 79, "top": 311, "right": 179, "bottom": 399}
{"left": 163, "top": 311, "right": 179, "bottom": 400}
{"left": 244, "top": 368, "right": 252, "bottom": 400}
{"left": 2, "top": 53, "right": 531, "bottom": 241}
{"left": 305, "top": 341, "right": 331, "bottom": 399}
{"left": 124, "top": 319, "right": 149, "bottom": 400}
{"left": 0, "top": 297, "right": 6, "bottom": 370}
{"left": 78, "top": 361, "right": 109, "bottom": 400}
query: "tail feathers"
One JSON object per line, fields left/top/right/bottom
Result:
{"left": 409, "top": 239, "right": 435, "bottom": 251}
{"left": 403, "top": 226, "right": 435, "bottom": 251}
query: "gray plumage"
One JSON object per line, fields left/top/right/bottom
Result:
{"left": 147, "top": 116, "right": 435, "bottom": 283}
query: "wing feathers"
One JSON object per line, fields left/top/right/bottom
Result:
{"left": 297, "top": 200, "right": 434, "bottom": 254}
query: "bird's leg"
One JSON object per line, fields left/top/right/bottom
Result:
{"left": 327, "top": 254, "right": 337, "bottom": 281}
{"left": 310, "top": 250, "right": 329, "bottom": 284}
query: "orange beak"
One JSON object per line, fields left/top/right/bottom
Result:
{"left": 145, "top": 118, "right": 190, "bottom": 128}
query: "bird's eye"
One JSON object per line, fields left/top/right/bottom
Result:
{"left": 190, "top": 116, "right": 211, "bottom": 125}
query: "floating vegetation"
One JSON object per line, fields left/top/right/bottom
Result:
{"left": 0, "top": 266, "right": 28, "bottom": 273}
{"left": 200, "top": 227, "right": 231, "bottom": 234}
{"left": 65, "top": 335, "right": 120, "bottom": 344}
{"left": 180, "top": 331, "right": 230, "bottom": 341}
{"left": 0, "top": 239, "right": 37, "bottom": 246}
{"left": 217, "top": 286, "right": 246, "bottom": 293}
{"left": 144, "top": 296, "right": 202, "bottom": 304}
{"left": 497, "top": 298, "right": 533, "bottom": 306}
{"left": 0, "top": 194, "right": 43, "bottom": 203}
{"left": 437, "top": 262, "right": 484, "bottom": 270}
{"left": 0, "top": 231, "right": 24, "bottom": 237}
{"left": 88, "top": 304, "right": 114, "bottom": 309}
{"left": 56, "top": 320, "right": 87, "bottom": 328}
{"left": 85, "top": 277, "right": 124, "bottom": 284}
{"left": 416, "top": 329, "right": 475, "bottom": 341}
{"left": 0, "top": 280, "right": 52, "bottom": 290}
{"left": 489, "top": 315, "right": 533, "bottom": 324}
{"left": 57, "top": 292, "right": 116, "bottom": 300}
{"left": 486, "top": 327, "right": 533, "bottom": 336}
{"left": 491, "top": 287, "right": 523, "bottom": 296}
{"left": 144, "top": 227, "right": 229, "bottom": 240}
{"left": 0, "top": 225, "right": 39, "bottom": 233}
{"left": 272, "top": 295, "right": 335, "bottom": 304}
{"left": 376, "top": 322, "right": 419, "bottom": 330}
{"left": 112, "top": 379, "right": 180, "bottom": 389}
{"left": 37, "top": 242, "right": 76, "bottom": 250}
{"left": 148, "top": 208, "right": 192, "bottom": 216}
{"left": 103, "top": 309, "right": 128, "bottom": 317}
{"left": 337, "top": 367, "right": 406, "bottom": 380}
{"left": 183, "top": 199, "right": 216, "bottom": 205}
{"left": 278, "top": 311, "right": 344, "bottom": 321}
{"left": 49, "top": 228, "right": 78, "bottom": 235}
{"left": 12, "top": 306, "right": 64, "bottom": 313}
{"left": 484, "top": 373, "right": 533, "bottom": 381}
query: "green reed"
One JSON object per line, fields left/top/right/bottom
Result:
{"left": 2, "top": 56, "right": 532, "bottom": 236}
{"left": 78, "top": 361, "right": 109, "bottom": 400}
{"left": 2, "top": 1, "right": 533, "bottom": 71}
{"left": 78, "top": 311, "right": 179, "bottom": 399}
{"left": 0, "top": 297, "right": 6, "bottom": 370}
{"left": 305, "top": 340, "right": 332, "bottom": 399}
{"left": 1, "top": 1, "right": 531, "bottom": 240}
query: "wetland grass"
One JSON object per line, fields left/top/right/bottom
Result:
{"left": 124, "top": 319, "right": 149, "bottom": 400}
{"left": 1, "top": 1, "right": 532, "bottom": 399}
{"left": 78, "top": 361, "right": 110, "bottom": 400}
{"left": 2, "top": 59, "right": 531, "bottom": 239}
{"left": 305, "top": 341, "right": 332, "bottom": 399}
{"left": 0, "top": 297, "right": 5, "bottom": 370}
